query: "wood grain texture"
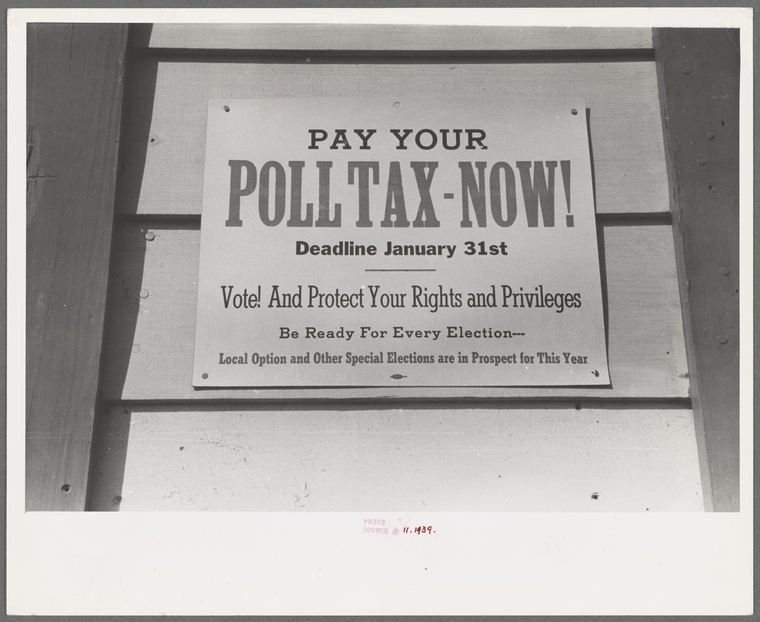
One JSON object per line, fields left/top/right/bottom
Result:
{"left": 136, "top": 24, "right": 653, "bottom": 52}
{"left": 99, "top": 221, "right": 688, "bottom": 401}
{"left": 88, "top": 404, "right": 702, "bottom": 512}
{"left": 117, "top": 60, "right": 669, "bottom": 217}
{"left": 654, "top": 29, "right": 740, "bottom": 511}
{"left": 26, "top": 24, "right": 129, "bottom": 510}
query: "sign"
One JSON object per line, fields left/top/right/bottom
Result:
{"left": 192, "top": 98, "right": 610, "bottom": 387}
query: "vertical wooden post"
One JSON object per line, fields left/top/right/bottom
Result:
{"left": 26, "top": 24, "right": 128, "bottom": 510}
{"left": 654, "top": 28, "right": 740, "bottom": 511}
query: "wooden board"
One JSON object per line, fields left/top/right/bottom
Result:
{"left": 136, "top": 24, "right": 653, "bottom": 52}
{"left": 117, "top": 60, "right": 669, "bottom": 217}
{"left": 99, "top": 221, "right": 689, "bottom": 401}
{"left": 87, "top": 404, "right": 702, "bottom": 512}
{"left": 654, "top": 29, "right": 740, "bottom": 511}
{"left": 26, "top": 24, "right": 128, "bottom": 511}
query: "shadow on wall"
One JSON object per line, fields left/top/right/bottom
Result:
{"left": 97, "top": 24, "right": 158, "bottom": 397}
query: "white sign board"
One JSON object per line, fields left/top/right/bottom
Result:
{"left": 193, "top": 98, "right": 610, "bottom": 387}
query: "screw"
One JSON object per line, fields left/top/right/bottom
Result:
{"left": 697, "top": 156, "right": 708, "bottom": 166}
{"left": 719, "top": 266, "right": 730, "bottom": 276}
{"left": 144, "top": 231, "right": 155, "bottom": 241}
{"left": 571, "top": 109, "right": 578, "bottom": 115}
{"left": 139, "top": 289, "right": 149, "bottom": 298}
{"left": 718, "top": 335, "right": 729, "bottom": 345}
{"left": 223, "top": 105, "right": 230, "bottom": 112}
{"left": 202, "top": 373, "right": 209, "bottom": 379}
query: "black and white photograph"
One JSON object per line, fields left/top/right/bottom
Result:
{"left": 9, "top": 6, "right": 753, "bottom": 615}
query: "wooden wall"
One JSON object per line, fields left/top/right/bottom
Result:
{"left": 26, "top": 24, "right": 129, "bottom": 511}
{"left": 654, "top": 28, "right": 740, "bottom": 510}
{"left": 81, "top": 24, "right": 708, "bottom": 511}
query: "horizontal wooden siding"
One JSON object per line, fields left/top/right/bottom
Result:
{"left": 90, "top": 25, "right": 702, "bottom": 511}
